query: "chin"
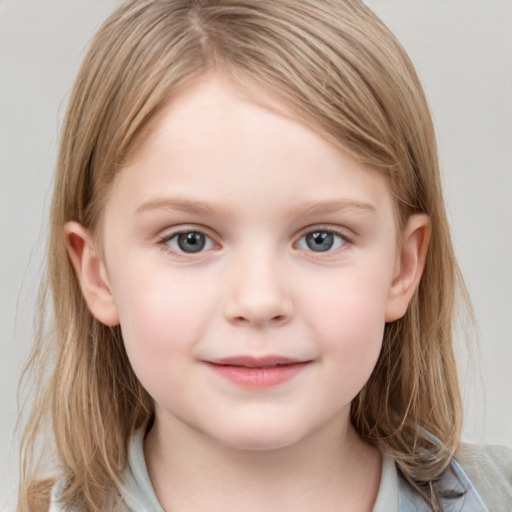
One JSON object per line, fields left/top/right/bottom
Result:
{"left": 211, "top": 422, "right": 307, "bottom": 452}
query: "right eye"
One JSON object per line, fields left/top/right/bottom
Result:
{"left": 296, "top": 230, "right": 347, "bottom": 253}
{"left": 161, "top": 231, "right": 214, "bottom": 254}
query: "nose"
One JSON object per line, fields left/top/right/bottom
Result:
{"left": 222, "top": 252, "right": 293, "bottom": 327}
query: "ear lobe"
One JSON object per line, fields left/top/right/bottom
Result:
{"left": 385, "top": 214, "right": 431, "bottom": 323}
{"left": 63, "top": 221, "right": 120, "bottom": 326}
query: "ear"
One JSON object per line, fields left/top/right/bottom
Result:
{"left": 63, "top": 221, "right": 120, "bottom": 326}
{"left": 385, "top": 214, "right": 431, "bottom": 322}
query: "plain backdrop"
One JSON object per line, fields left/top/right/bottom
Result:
{"left": 1, "top": 0, "right": 511, "bottom": 507}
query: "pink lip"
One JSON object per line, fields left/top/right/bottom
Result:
{"left": 205, "top": 356, "right": 311, "bottom": 389}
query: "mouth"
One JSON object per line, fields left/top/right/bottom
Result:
{"left": 204, "top": 356, "right": 311, "bottom": 388}
{"left": 211, "top": 355, "right": 306, "bottom": 367}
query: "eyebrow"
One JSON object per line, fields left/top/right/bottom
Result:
{"left": 296, "top": 199, "right": 377, "bottom": 216}
{"left": 136, "top": 197, "right": 224, "bottom": 215}
{"left": 135, "top": 197, "right": 376, "bottom": 216}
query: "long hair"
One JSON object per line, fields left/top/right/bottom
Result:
{"left": 18, "top": 1, "right": 468, "bottom": 510}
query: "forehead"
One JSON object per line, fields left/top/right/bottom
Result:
{"left": 105, "top": 74, "right": 395, "bottom": 225}
{"left": 126, "top": 74, "right": 304, "bottom": 165}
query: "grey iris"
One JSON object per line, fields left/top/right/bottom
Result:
{"left": 306, "top": 231, "right": 334, "bottom": 252}
{"left": 177, "top": 232, "right": 206, "bottom": 253}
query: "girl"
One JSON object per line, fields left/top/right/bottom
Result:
{"left": 17, "top": 0, "right": 512, "bottom": 511}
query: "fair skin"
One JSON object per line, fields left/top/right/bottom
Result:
{"left": 65, "top": 75, "right": 429, "bottom": 511}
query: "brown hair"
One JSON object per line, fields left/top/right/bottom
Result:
{"left": 18, "top": 1, "right": 468, "bottom": 510}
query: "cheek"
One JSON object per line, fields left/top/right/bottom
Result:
{"left": 302, "top": 267, "right": 391, "bottom": 389}
{"left": 109, "top": 264, "right": 216, "bottom": 384}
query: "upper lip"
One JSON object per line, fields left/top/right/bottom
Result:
{"left": 207, "top": 356, "right": 308, "bottom": 368}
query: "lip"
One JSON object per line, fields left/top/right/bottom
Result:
{"left": 204, "top": 356, "right": 311, "bottom": 389}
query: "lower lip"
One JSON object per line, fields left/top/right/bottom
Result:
{"left": 206, "top": 362, "right": 310, "bottom": 389}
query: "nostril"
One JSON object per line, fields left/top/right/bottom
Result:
{"left": 223, "top": 294, "right": 293, "bottom": 326}
{"left": 232, "top": 314, "right": 286, "bottom": 325}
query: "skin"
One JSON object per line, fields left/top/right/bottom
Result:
{"left": 65, "top": 74, "right": 430, "bottom": 511}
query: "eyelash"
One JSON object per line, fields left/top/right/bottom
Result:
{"left": 157, "top": 226, "right": 352, "bottom": 256}
{"left": 158, "top": 228, "right": 216, "bottom": 256}
{"left": 295, "top": 228, "right": 351, "bottom": 254}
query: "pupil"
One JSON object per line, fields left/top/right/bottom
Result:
{"left": 306, "top": 231, "right": 333, "bottom": 252}
{"left": 177, "top": 232, "right": 205, "bottom": 253}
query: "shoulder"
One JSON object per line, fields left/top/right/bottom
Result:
{"left": 47, "top": 479, "right": 70, "bottom": 512}
{"left": 456, "top": 443, "right": 512, "bottom": 509}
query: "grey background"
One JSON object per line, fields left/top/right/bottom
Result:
{"left": 1, "top": 0, "right": 511, "bottom": 507}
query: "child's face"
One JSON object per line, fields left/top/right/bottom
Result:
{"left": 88, "top": 75, "right": 417, "bottom": 450}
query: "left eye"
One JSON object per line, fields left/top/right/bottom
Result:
{"left": 163, "top": 231, "right": 214, "bottom": 254}
{"left": 296, "top": 230, "right": 346, "bottom": 252}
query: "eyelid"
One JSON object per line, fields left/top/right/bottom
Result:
{"left": 157, "top": 225, "right": 220, "bottom": 255}
{"left": 295, "top": 225, "right": 353, "bottom": 243}
{"left": 293, "top": 225, "right": 354, "bottom": 254}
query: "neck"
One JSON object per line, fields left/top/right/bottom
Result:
{"left": 144, "top": 413, "right": 382, "bottom": 512}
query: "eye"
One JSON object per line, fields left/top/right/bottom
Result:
{"left": 296, "top": 230, "right": 346, "bottom": 252}
{"left": 163, "top": 231, "right": 214, "bottom": 254}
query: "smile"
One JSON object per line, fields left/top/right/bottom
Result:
{"left": 205, "top": 356, "right": 311, "bottom": 389}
